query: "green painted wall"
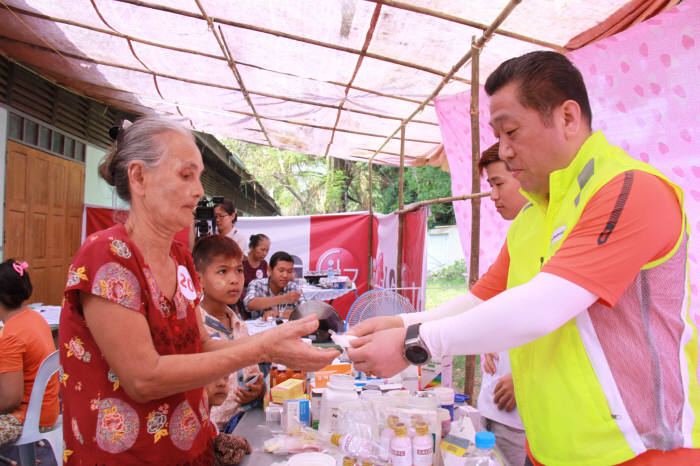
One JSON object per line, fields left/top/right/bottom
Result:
{"left": 84, "top": 144, "right": 128, "bottom": 210}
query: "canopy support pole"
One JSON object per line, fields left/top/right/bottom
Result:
{"left": 469, "top": 36, "right": 482, "bottom": 287}
{"left": 367, "top": 162, "right": 374, "bottom": 290}
{"left": 397, "top": 124, "right": 406, "bottom": 291}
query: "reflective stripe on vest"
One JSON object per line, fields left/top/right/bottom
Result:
{"left": 504, "top": 131, "right": 697, "bottom": 465}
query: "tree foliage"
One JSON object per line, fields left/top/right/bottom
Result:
{"left": 220, "top": 138, "right": 455, "bottom": 227}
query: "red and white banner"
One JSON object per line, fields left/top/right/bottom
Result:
{"left": 84, "top": 206, "right": 428, "bottom": 319}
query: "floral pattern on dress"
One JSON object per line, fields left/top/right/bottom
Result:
{"left": 173, "top": 291, "right": 190, "bottom": 320}
{"left": 71, "top": 417, "right": 84, "bottom": 445}
{"left": 143, "top": 268, "right": 173, "bottom": 319}
{"left": 95, "top": 398, "right": 139, "bottom": 454}
{"left": 65, "top": 337, "right": 91, "bottom": 363}
{"left": 107, "top": 369, "right": 120, "bottom": 391}
{"left": 170, "top": 400, "right": 201, "bottom": 451}
{"left": 146, "top": 404, "right": 169, "bottom": 444}
{"left": 91, "top": 262, "right": 141, "bottom": 310}
{"left": 198, "top": 398, "right": 209, "bottom": 422}
{"left": 66, "top": 265, "right": 88, "bottom": 287}
{"left": 109, "top": 239, "right": 132, "bottom": 259}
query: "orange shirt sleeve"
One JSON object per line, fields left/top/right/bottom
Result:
{"left": 0, "top": 332, "right": 25, "bottom": 373}
{"left": 470, "top": 240, "right": 511, "bottom": 301}
{"left": 542, "top": 170, "right": 682, "bottom": 307}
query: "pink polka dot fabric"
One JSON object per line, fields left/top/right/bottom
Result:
{"left": 435, "top": 1, "right": 698, "bottom": 320}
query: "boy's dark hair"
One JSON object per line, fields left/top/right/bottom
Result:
{"left": 249, "top": 233, "right": 269, "bottom": 249}
{"left": 0, "top": 259, "right": 33, "bottom": 310}
{"left": 485, "top": 51, "right": 592, "bottom": 129}
{"left": 192, "top": 235, "right": 243, "bottom": 272}
{"left": 269, "top": 251, "right": 294, "bottom": 270}
{"left": 478, "top": 143, "right": 509, "bottom": 176}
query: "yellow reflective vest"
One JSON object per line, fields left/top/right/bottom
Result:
{"left": 504, "top": 131, "right": 698, "bottom": 465}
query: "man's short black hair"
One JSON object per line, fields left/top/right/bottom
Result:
{"left": 269, "top": 251, "right": 294, "bottom": 270}
{"left": 485, "top": 51, "right": 592, "bottom": 128}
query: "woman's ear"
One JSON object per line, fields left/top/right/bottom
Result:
{"left": 127, "top": 161, "right": 147, "bottom": 197}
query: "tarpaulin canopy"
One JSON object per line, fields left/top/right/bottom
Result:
{"left": 0, "top": 0, "right": 671, "bottom": 166}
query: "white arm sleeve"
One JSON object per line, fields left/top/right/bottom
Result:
{"left": 419, "top": 272, "right": 598, "bottom": 357}
{"left": 400, "top": 292, "right": 483, "bottom": 326}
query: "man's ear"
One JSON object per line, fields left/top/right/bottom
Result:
{"left": 560, "top": 99, "right": 583, "bottom": 139}
{"left": 126, "top": 160, "right": 147, "bottom": 197}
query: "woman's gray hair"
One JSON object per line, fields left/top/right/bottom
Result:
{"left": 98, "top": 116, "right": 195, "bottom": 203}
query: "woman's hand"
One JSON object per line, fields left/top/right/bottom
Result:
{"left": 260, "top": 315, "right": 339, "bottom": 371}
{"left": 232, "top": 375, "right": 264, "bottom": 405}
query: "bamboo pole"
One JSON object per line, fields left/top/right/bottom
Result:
{"left": 364, "top": 0, "right": 566, "bottom": 52}
{"left": 468, "top": 37, "right": 481, "bottom": 287}
{"left": 396, "top": 191, "right": 490, "bottom": 215}
{"left": 367, "top": 162, "right": 374, "bottom": 290}
{"left": 396, "top": 124, "right": 406, "bottom": 290}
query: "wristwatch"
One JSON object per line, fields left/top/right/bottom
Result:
{"left": 403, "top": 323, "right": 431, "bottom": 365}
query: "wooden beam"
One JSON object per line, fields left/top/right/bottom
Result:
{"left": 469, "top": 37, "right": 482, "bottom": 287}
{"left": 396, "top": 191, "right": 490, "bottom": 215}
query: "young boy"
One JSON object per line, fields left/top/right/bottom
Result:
{"left": 193, "top": 235, "right": 265, "bottom": 433}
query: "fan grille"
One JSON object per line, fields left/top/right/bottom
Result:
{"left": 345, "top": 289, "right": 416, "bottom": 330}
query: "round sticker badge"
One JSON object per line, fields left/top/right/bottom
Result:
{"left": 177, "top": 265, "right": 197, "bottom": 301}
{"left": 256, "top": 269, "right": 264, "bottom": 279}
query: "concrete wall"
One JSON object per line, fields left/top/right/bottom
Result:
{"left": 0, "top": 107, "right": 6, "bottom": 261}
{"left": 425, "top": 224, "right": 463, "bottom": 274}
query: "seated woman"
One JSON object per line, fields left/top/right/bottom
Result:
{"left": 238, "top": 234, "right": 270, "bottom": 319}
{"left": 193, "top": 235, "right": 265, "bottom": 432}
{"left": 59, "top": 116, "right": 338, "bottom": 464}
{"left": 0, "top": 260, "right": 59, "bottom": 446}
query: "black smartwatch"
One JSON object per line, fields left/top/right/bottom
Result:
{"left": 403, "top": 323, "right": 431, "bottom": 365}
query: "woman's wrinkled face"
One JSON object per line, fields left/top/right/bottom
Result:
{"left": 214, "top": 205, "right": 234, "bottom": 235}
{"left": 251, "top": 238, "right": 270, "bottom": 261}
{"left": 139, "top": 131, "right": 204, "bottom": 233}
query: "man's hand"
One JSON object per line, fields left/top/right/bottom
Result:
{"left": 483, "top": 353, "right": 499, "bottom": 375}
{"left": 346, "top": 315, "right": 404, "bottom": 337}
{"left": 493, "top": 373, "right": 516, "bottom": 412}
{"left": 232, "top": 375, "right": 264, "bottom": 405}
{"left": 281, "top": 291, "right": 302, "bottom": 304}
{"left": 346, "top": 326, "right": 409, "bottom": 377}
{"left": 261, "top": 315, "right": 339, "bottom": 371}
{"left": 262, "top": 309, "right": 279, "bottom": 320}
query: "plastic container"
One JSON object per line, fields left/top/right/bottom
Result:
{"left": 288, "top": 452, "right": 336, "bottom": 466}
{"left": 412, "top": 421, "right": 433, "bottom": 466}
{"left": 466, "top": 431, "right": 500, "bottom": 465}
{"left": 359, "top": 389, "right": 381, "bottom": 401}
{"left": 389, "top": 423, "right": 412, "bottom": 466}
{"left": 331, "top": 432, "right": 389, "bottom": 463}
{"left": 434, "top": 386, "right": 456, "bottom": 421}
{"left": 438, "top": 408, "right": 452, "bottom": 438}
{"left": 319, "top": 374, "right": 358, "bottom": 435}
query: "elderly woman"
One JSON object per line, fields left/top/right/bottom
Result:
{"left": 59, "top": 117, "right": 338, "bottom": 464}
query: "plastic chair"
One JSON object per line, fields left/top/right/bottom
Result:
{"left": 12, "top": 350, "right": 62, "bottom": 466}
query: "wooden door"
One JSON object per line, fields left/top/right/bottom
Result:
{"left": 4, "top": 141, "right": 84, "bottom": 305}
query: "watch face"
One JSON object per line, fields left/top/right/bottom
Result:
{"left": 405, "top": 345, "right": 430, "bottom": 365}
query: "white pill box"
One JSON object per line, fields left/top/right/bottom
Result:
{"left": 283, "top": 398, "right": 310, "bottom": 433}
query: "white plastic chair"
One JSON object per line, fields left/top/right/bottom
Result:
{"left": 12, "top": 350, "right": 62, "bottom": 466}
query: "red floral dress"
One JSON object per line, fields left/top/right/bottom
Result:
{"left": 59, "top": 224, "right": 214, "bottom": 465}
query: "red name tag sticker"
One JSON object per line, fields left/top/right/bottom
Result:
{"left": 177, "top": 265, "right": 197, "bottom": 301}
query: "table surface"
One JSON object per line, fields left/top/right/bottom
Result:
{"left": 234, "top": 408, "right": 285, "bottom": 466}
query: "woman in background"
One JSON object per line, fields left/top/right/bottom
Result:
{"left": 214, "top": 200, "right": 247, "bottom": 255}
{"left": 239, "top": 234, "right": 270, "bottom": 317}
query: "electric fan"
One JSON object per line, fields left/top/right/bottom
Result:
{"left": 344, "top": 289, "right": 417, "bottom": 331}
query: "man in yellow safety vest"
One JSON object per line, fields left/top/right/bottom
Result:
{"left": 347, "top": 51, "right": 699, "bottom": 465}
